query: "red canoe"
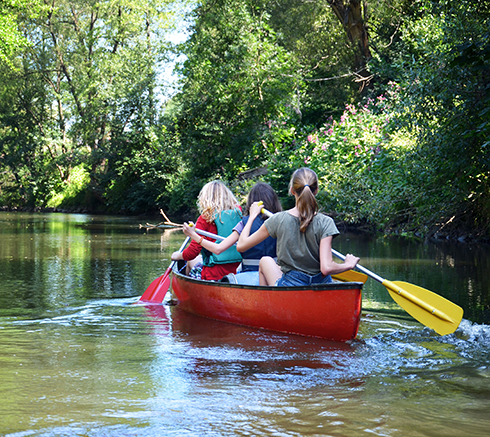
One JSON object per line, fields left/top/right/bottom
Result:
{"left": 171, "top": 268, "right": 363, "bottom": 342}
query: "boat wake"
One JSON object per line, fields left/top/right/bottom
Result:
{"left": 350, "top": 317, "right": 490, "bottom": 382}
{"left": 4, "top": 298, "right": 489, "bottom": 387}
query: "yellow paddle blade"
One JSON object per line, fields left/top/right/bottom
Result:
{"left": 383, "top": 280, "right": 464, "bottom": 336}
{"left": 332, "top": 270, "right": 368, "bottom": 284}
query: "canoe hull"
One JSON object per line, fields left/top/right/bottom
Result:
{"left": 171, "top": 271, "right": 363, "bottom": 341}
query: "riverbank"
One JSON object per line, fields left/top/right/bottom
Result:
{"left": 1, "top": 205, "right": 91, "bottom": 214}
{"left": 3, "top": 204, "right": 489, "bottom": 244}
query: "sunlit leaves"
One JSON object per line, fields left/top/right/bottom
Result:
{"left": 379, "top": 0, "right": 490, "bottom": 235}
{"left": 173, "top": 0, "right": 299, "bottom": 183}
{"left": 0, "top": 0, "right": 181, "bottom": 210}
{"left": 0, "top": 0, "right": 46, "bottom": 68}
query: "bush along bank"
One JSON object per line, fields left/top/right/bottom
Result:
{"left": 258, "top": 87, "right": 490, "bottom": 243}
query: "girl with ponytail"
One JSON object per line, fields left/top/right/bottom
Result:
{"left": 290, "top": 167, "right": 319, "bottom": 232}
{"left": 237, "top": 168, "right": 359, "bottom": 287}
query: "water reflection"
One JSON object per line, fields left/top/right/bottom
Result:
{"left": 0, "top": 212, "right": 173, "bottom": 314}
{"left": 2, "top": 212, "right": 489, "bottom": 324}
{"left": 1, "top": 212, "right": 490, "bottom": 436}
{"left": 142, "top": 304, "right": 371, "bottom": 436}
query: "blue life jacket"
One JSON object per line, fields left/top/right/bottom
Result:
{"left": 240, "top": 216, "right": 277, "bottom": 271}
{"left": 202, "top": 209, "right": 242, "bottom": 267}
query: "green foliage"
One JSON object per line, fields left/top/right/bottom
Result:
{"left": 102, "top": 126, "right": 184, "bottom": 213}
{"left": 261, "top": 86, "right": 421, "bottom": 230}
{"left": 265, "top": 0, "right": 359, "bottom": 123}
{"left": 383, "top": 0, "right": 490, "bottom": 236}
{"left": 0, "top": 61, "right": 63, "bottom": 205}
{"left": 46, "top": 164, "right": 90, "bottom": 208}
{"left": 0, "top": 0, "right": 43, "bottom": 68}
{"left": 173, "top": 0, "right": 300, "bottom": 182}
{"left": 0, "top": 0, "right": 182, "bottom": 212}
{"left": 0, "top": 0, "right": 489, "bottom": 241}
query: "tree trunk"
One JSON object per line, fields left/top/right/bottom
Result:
{"left": 327, "top": 0, "right": 371, "bottom": 85}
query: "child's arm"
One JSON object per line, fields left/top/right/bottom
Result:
{"left": 319, "top": 236, "right": 359, "bottom": 276}
{"left": 182, "top": 222, "right": 239, "bottom": 254}
{"left": 236, "top": 202, "right": 269, "bottom": 252}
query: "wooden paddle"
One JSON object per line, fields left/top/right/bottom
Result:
{"left": 259, "top": 204, "right": 463, "bottom": 335}
{"left": 139, "top": 236, "right": 191, "bottom": 303}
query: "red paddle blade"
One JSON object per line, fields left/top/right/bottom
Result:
{"left": 140, "top": 266, "right": 172, "bottom": 303}
{"left": 147, "top": 273, "right": 171, "bottom": 303}
{"left": 139, "top": 274, "right": 165, "bottom": 302}
{"left": 139, "top": 237, "right": 189, "bottom": 303}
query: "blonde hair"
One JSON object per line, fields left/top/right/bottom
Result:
{"left": 198, "top": 180, "right": 240, "bottom": 223}
{"left": 289, "top": 168, "right": 319, "bottom": 232}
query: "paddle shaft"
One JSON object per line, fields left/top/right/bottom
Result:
{"left": 331, "top": 248, "right": 454, "bottom": 323}
{"left": 166, "top": 235, "right": 192, "bottom": 276}
{"left": 331, "top": 248, "right": 383, "bottom": 281}
{"left": 139, "top": 236, "right": 191, "bottom": 303}
{"left": 193, "top": 227, "right": 231, "bottom": 243}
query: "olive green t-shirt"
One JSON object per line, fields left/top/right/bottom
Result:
{"left": 264, "top": 212, "right": 339, "bottom": 276}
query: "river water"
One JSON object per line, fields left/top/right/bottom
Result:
{"left": 0, "top": 212, "right": 489, "bottom": 436}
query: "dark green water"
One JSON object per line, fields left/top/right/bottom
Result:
{"left": 1, "top": 212, "right": 489, "bottom": 436}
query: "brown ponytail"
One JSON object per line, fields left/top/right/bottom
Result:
{"left": 289, "top": 168, "right": 319, "bottom": 232}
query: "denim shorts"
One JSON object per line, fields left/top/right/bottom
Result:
{"left": 276, "top": 270, "right": 332, "bottom": 287}
{"left": 236, "top": 271, "right": 260, "bottom": 285}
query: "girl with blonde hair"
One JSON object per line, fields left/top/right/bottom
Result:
{"left": 171, "top": 180, "right": 242, "bottom": 281}
{"left": 181, "top": 182, "right": 282, "bottom": 284}
{"left": 237, "top": 168, "right": 359, "bottom": 286}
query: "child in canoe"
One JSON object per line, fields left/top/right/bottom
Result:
{"left": 236, "top": 168, "right": 360, "bottom": 286}
{"left": 180, "top": 182, "right": 282, "bottom": 284}
{"left": 171, "top": 180, "right": 242, "bottom": 281}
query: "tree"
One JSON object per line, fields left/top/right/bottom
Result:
{"left": 0, "top": 0, "right": 180, "bottom": 210}
{"left": 327, "top": 0, "right": 371, "bottom": 75}
{"left": 173, "top": 0, "right": 299, "bottom": 187}
{"left": 264, "top": 0, "right": 360, "bottom": 123}
{"left": 377, "top": 0, "right": 490, "bottom": 235}
{"left": 0, "top": 0, "right": 42, "bottom": 68}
